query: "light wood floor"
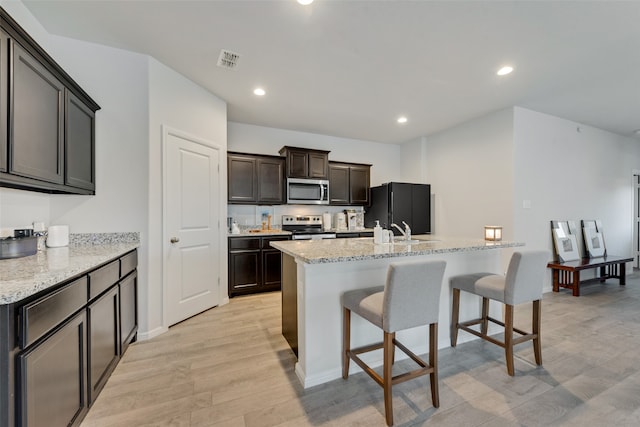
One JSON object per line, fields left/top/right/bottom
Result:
{"left": 81, "top": 274, "right": 640, "bottom": 426}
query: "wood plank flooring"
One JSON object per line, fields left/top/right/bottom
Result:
{"left": 81, "top": 274, "right": 640, "bottom": 426}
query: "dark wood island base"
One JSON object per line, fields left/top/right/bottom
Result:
{"left": 547, "top": 255, "right": 633, "bottom": 297}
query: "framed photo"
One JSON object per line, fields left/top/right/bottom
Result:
{"left": 551, "top": 220, "right": 581, "bottom": 262}
{"left": 583, "top": 226, "right": 606, "bottom": 258}
{"left": 581, "top": 219, "right": 606, "bottom": 258}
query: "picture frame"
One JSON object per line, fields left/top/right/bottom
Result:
{"left": 551, "top": 220, "right": 581, "bottom": 262}
{"left": 581, "top": 219, "right": 606, "bottom": 258}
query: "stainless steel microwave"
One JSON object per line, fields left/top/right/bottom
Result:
{"left": 286, "top": 178, "right": 329, "bottom": 205}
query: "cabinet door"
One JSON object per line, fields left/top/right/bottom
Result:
{"left": 229, "top": 251, "right": 261, "bottom": 296}
{"left": 10, "top": 42, "right": 64, "bottom": 184}
{"left": 88, "top": 286, "right": 119, "bottom": 405}
{"left": 228, "top": 154, "right": 257, "bottom": 203}
{"left": 329, "top": 163, "right": 350, "bottom": 205}
{"left": 0, "top": 30, "right": 7, "bottom": 173}
{"left": 17, "top": 311, "right": 87, "bottom": 427}
{"left": 65, "top": 90, "right": 95, "bottom": 192}
{"left": 119, "top": 271, "right": 137, "bottom": 355}
{"left": 257, "top": 157, "right": 284, "bottom": 204}
{"left": 262, "top": 250, "right": 282, "bottom": 290}
{"left": 349, "top": 165, "right": 370, "bottom": 205}
{"left": 286, "top": 149, "right": 308, "bottom": 178}
{"left": 308, "top": 151, "right": 328, "bottom": 179}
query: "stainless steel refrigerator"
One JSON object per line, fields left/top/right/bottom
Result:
{"left": 364, "top": 182, "right": 431, "bottom": 234}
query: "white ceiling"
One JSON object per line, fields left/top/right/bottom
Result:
{"left": 22, "top": 0, "right": 640, "bottom": 144}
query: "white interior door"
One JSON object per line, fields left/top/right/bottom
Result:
{"left": 164, "top": 127, "right": 221, "bottom": 326}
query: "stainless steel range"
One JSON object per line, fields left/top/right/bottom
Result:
{"left": 282, "top": 215, "right": 336, "bottom": 240}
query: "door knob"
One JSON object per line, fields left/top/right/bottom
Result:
{"left": 170, "top": 237, "right": 180, "bottom": 243}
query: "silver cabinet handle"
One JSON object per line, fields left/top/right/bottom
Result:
{"left": 170, "top": 237, "right": 180, "bottom": 243}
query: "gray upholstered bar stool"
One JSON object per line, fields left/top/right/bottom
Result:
{"left": 342, "top": 259, "right": 447, "bottom": 426}
{"left": 450, "top": 250, "right": 549, "bottom": 376}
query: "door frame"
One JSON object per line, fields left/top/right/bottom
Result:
{"left": 633, "top": 170, "right": 640, "bottom": 268}
{"left": 161, "top": 125, "right": 227, "bottom": 330}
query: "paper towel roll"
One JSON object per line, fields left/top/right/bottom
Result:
{"left": 46, "top": 225, "right": 69, "bottom": 248}
{"left": 322, "top": 213, "right": 332, "bottom": 231}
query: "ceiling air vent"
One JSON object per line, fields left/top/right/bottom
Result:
{"left": 217, "top": 49, "right": 241, "bottom": 70}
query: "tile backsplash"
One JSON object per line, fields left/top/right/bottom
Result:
{"left": 227, "top": 204, "right": 364, "bottom": 230}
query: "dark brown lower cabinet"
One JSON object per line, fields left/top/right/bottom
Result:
{"left": 88, "top": 286, "right": 119, "bottom": 405}
{"left": 119, "top": 271, "right": 138, "bottom": 355}
{"left": 4, "top": 249, "right": 138, "bottom": 427}
{"left": 263, "top": 249, "right": 283, "bottom": 287}
{"left": 17, "top": 311, "right": 87, "bottom": 427}
{"left": 228, "top": 236, "right": 290, "bottom": 297}
{"left": 229, "top": 242, "right": 261, "bottom": 296}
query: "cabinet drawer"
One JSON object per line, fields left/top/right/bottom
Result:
{"left": 120, "top": 250, "right": 137, "bottom": 278}
{"left": 20, "top": 276, "right": 87, "bottom": 349}
{"left": 88, "top": 260, "right": 119, "bottom": 300}
{"left": 229, "top": 237, "right": 260, "bottom": 251}
{"left": 261, "top": 236, "right": 290, "bottom": 248}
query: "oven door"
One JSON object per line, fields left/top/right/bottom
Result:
{"left": 287, "top": 178, "right": 329, "bottom": 205}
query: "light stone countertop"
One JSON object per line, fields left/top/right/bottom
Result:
{"left": 270, "top": 235, "right": 524, "bottom": 264}
{"left": 0, "top": 234, "right": 139, "bottom": 305}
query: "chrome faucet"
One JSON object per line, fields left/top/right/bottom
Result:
{"left": 391, "top": 221, "right": 411, "bottom": 241}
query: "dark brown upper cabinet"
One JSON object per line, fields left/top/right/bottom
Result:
{"left": 0, "top": 29, "right": 7, "bottom": 173}
{"left": 65, "top": 90, "right": 95, "bottom": 191}
{"left": 0, "top": 7, "right": 100, "bottom": 195}
{"left": 10, "top": 41, "right": 65, "bottom": 185}
{"left": 328, "top": 161, "right": 371, "bottom": 206}
{"left": 228, "top": 152, "right": 284, "bottom": 205}
{"left": 279, "top": 146, "right": 329, "bottom": 179}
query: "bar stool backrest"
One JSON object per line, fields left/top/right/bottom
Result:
{"left": 504, "top": 250, "right": 550, "bottom": 305}
{"left": 383, "top": 259, "right": 447, "bottom": 332}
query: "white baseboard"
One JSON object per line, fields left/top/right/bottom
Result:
{"left": 137, "top": 326, "right": 168, "bottom": 341}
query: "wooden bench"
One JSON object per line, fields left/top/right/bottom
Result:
{"left": 547, "top": 255, "right": 633, "bottom": 297}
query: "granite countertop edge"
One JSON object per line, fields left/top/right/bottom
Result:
{"left": 1, "top": 232, "right": 139, "bottom": 305}
{"left": 270, "top": 237, "right": 525, "bottom": 265}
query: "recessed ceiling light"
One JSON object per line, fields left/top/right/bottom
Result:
{"left": 497, "top": 66, "right": 514, "bottom": 76}
{"left": 297, "top": 0, "right": 314, "bottom": 5}
{"left": 397, "top": 116, "right": 408, "bottom": 124}
{"left": 253, "top": 88, "right": 266, "bottom": 96}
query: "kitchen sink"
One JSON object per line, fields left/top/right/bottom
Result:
{"left": 412, "top": 236, "right": 440, "bottom": 242}
{"left": 392, "top": 239, "right": 422, "bottom": 244}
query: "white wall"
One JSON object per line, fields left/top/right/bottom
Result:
{"left": 148, "top": 58, "right": 227, "bottom": 334}
{"left": 399, "top": 136, "right": 428, "bottom": 184}
{"left": 423, "top": 108, "right": 515, "bottom": 239}
{"left": 513, "top": 107, "right": 640, "bottom": 258}
{"left": 0, "top": 188, "right": 49, "bottom": 235}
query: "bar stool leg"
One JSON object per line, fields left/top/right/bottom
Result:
{"left": 481, "top": 297, "right": 489, "bottom": 336}
{"left": 451, "top": 288, "right": 460, "bottom": 347}
{"left": 383, "top": 331, "right": 394, "bottom": 426}
{"left": 532, "top": 299, "right": 542, "bottom": 366}
{"left": 504, "top": 304, "right": 515, "bottom": 376}
{"left": 429, "top": 323, "right": 440, "bottom": 408}
{"left": 342, "top": 307, "right": 351, "bottom": 379}
{"left": 390, "top": 332, "right": 396, "bottom": 365}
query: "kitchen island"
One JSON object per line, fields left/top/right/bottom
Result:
{"left": 270, "top": 236, "right": 524, "bottom": 388}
